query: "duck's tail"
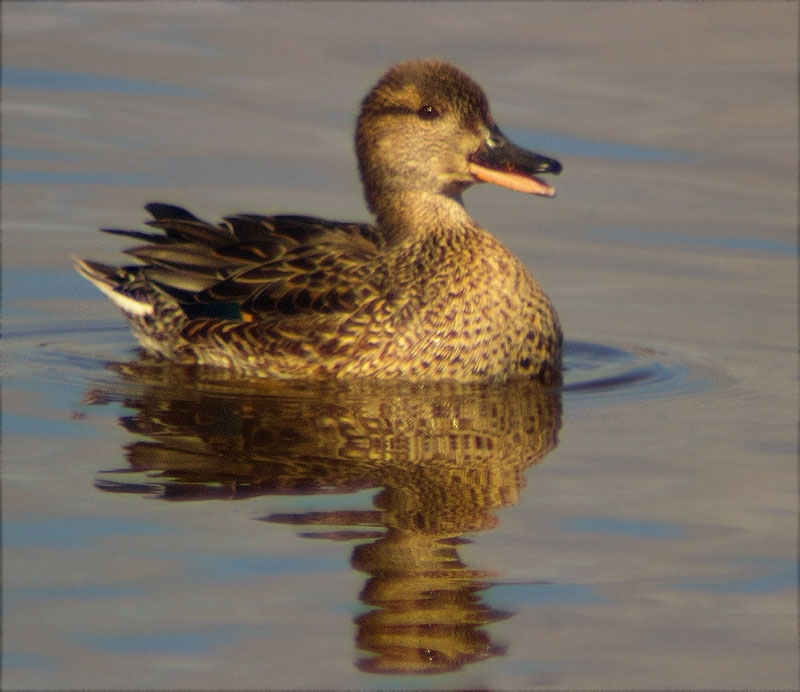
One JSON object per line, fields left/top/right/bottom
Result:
{"left": 74, "top": 257, "right": 155, "bottom": 317}
{"left": 75, "top": 256, "right": 190, "bottom": 359}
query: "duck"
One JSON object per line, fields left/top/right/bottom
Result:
{"left": 75, "top": 59, "right": 563, "bottom": 382}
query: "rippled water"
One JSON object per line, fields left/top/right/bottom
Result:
{"left": 4, "top": 321, "right": 716, "bottom": 680}
{"left": 3, "top": 4, "right": 797, "bottom": 690}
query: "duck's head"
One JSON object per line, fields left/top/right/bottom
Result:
{"left": 356, "top": 59, "right": 562, "bottom": 221}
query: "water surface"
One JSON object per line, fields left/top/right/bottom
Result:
{"left": 3, "top": 4, "right": 797, "bottom": 690}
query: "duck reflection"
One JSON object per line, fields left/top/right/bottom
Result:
{"left": 86, "top": 359, "right": 561, "bottom": 674}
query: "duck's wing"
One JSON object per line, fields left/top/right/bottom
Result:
{"left": 104, "top": 203, "right": 385, "bottom": 321}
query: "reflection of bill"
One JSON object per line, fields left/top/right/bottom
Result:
{"left": 88, "top": 360, "right": 562, "bottom": 674}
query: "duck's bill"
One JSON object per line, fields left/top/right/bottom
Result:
{"left": 468, "top": 128, "right": 562, "bottom": 197}
{"left": 468, "top": 162, "right": 557, "bottom": 196}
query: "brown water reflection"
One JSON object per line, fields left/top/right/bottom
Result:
{"left": 85, "top": 358, "right": 561, "bottom": 675}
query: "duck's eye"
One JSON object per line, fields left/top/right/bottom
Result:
{"left": 417, "top": 105, "right": 441, "bottom": 120}
{"left": 486, "top": 133, "right": 504, "bottom": 149}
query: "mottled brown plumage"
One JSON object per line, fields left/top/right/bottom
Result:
{"left": 75, "top": 59, "right": 563, "bottom": 382}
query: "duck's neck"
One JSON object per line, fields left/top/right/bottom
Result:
{"left": 372, "top": 189, "right": 476, "bottom": 245}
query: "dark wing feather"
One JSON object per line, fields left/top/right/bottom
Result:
{"left": 111, "top": 203, "right": 385, "bottom": 320}
{"left": 145, "top": 202, "right": 205, "bottom": 222}
{"left": 100, "top": 228, "right": 171, "bottom": 244}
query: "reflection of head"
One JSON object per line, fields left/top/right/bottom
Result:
{"left": 352, "top": 530, "right": 509, "bottom": 675}
{"left": 89, "top": 362, "right": 562, "bottom": 674}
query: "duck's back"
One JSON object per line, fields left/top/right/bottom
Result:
{"left": 77, "top": 205, "right": 560, "bottom": 382}
{"left": 76, "top": 204, "right": 387, "bottom": 371}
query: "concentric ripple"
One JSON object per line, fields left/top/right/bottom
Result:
{"left": 563, "top": 340, "right": 709, "bottom": 407}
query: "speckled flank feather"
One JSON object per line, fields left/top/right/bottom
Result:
{"left": 75, "top": 59, "right": 562, "bottom": 382}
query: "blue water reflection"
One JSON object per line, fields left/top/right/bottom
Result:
{"left": 3, "top": 67, "right": 199, "bottom": 96}
{"left": 565, "top": 517, "right": 685, "bottom": 540}
{"left": 507, "top": 129, "right": 695, "bottom": 163}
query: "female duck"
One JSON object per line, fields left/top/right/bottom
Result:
{"left": 76, "top": 59, "right": 563, "bottom": 382}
